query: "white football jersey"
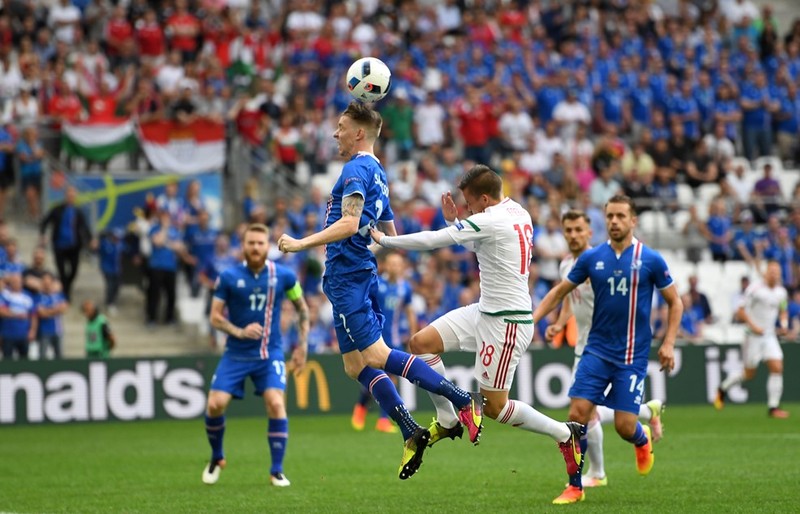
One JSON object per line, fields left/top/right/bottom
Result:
{"left": 742, "top": 281, "right": 787, "bottom": 335}
{"left": 446, "top": 198, "right": 533, "bottom": 315}
{"left": 559, "top": 252, "right": 594, "bottom": 356}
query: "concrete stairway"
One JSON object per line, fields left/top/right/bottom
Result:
{"left": 11, "top": 220, "right": 212, "bottom": 359}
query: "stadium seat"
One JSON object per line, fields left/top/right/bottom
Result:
{"left": 702, "top": 323, "right": 725, "bottom": 344}
{"left": 677, "top": 183, "right": 694, "bottom": 206}
{"left": 672, "top": 209, "right": 691, "bottom": 231}
{"left": 638, "top": 211, "right": 668, "bottom": 233}
{"left": 698, "top": 183, "right": 721, "bottom": 204}
{"left": 753, "top": 156, "right": 783, "bottom": 175}
{"left": 731, "top": 156, "right": 753, "bottom": 174}
{"left": 777, "top": 170, "right": 797, "bottom": 199}
{"left": 723, "top": 260, "right": 755, "bottom": 281}
{"left": 669, "top": 260, "right": 696, "bottom": 290}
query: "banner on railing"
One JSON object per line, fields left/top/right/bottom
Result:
{"left": 138, "top": 119, "right": 226, "bottom": 174}
{"left": 1, "top": 344, "right": 797, "bottom": 424}
{"left": 62, "top": 119, "right": 138, "bottom": 162}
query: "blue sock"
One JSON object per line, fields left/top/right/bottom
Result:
{"left": 357, "top": 387, "right": 372, "bottom": 407}
{"left": 268, "top": 418, "right": 288, "bottom": 475}
{"left": 205, "top": 414, "right": 225, "bottom": 462}
{"left": 626, "top": 422, "right": 649, "bottom": 447}
{"left": 358, "top": 367, "right": 419, "bottom": 440}
{"left": 384, "top": 349, "right": 471, "bottom": 409}
{"left": 568, "top": 428, "right": 588, "bottom": 489}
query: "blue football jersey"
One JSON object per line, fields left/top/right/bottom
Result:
{"left": 376, "top": 276, "right": 413, "bottom": 348}
{"left": 323, "top": 152, "right": 394, "bottom": 276}
{"left": 213, "top": 260, "right": 299, "bottom": 360}
{"left": 567, "top": 238, "right": 673, "bottom": 366}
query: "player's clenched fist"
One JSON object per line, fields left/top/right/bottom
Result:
{"left": 277, "top": 234, "right": 302, "bottom": 253}
{"left": 240, "top": 322, "right": 264, "bottom": 339}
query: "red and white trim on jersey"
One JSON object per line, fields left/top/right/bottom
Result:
{"left": 401, "top": 355, "right": 417, "bottom": 378}
{"left": 498, "top": 398, "right": 516, "bottom": 424}
{"left": 625, "top": 241, "right": 644, "bottom": 365}
{"left": 494, "top": 323, "right": 518, "bottom": 389}
{"left": 260, "top": 260, "right": 277, "bottom": 360}
{"left": 368, "top": 373, "right": 390, "bottom": 394}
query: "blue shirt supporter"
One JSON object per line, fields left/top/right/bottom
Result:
{"left": 37, "top": 291, "right": 66, "bottom": 337}
{"left": 0, "top": 287, "right": 36, "bottom": 340}
{"left": 99, "top": 233, "right": 124, "bottom": 275}
{"left": 741, "top": 81, "right": 771, "bottom": 129}
{"left": 376, "top": 275, "right": 413, "bottom": 349}
{"left": 148, "top": 220, "right": 182, "bottom": 272}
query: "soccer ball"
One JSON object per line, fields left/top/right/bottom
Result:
{"left": 346, "top": 57, "right": 392, "bottom": 103}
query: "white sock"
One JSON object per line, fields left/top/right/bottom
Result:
{"left": 638, "top": 403, "right": 652, "bottom": 422}
{"left": 584, "top": 418, "right": 605, "bottom": 479}
{"left": 596, "top": 405, "right": 614, "bottom": 424}
{"left": 767, "top": 373, "right": 783, "bottom": 409}
{"left": 496, "top": 399, "right": 571, "bottom": 442}
{"left": 420, "top": 354, "right": 459, "bottom": 428}
{"left": 721, "top": 371, "right": 744, "bottom": 392}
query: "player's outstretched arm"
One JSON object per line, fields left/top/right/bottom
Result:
{"left": 533, "top": 280, "right": 577, "bottom": 325}
{"left": 371, "top": 226, "right": 459, "bottom": 251}
{"left": 278, "top": 194, "right": 364, "bottom": 253}
{"left": 658, "top": 284, "right": 683, "bottom": 372}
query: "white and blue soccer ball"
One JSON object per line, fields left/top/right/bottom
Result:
{"left": 346, "top": 57, "right": 392, "bottom": 103}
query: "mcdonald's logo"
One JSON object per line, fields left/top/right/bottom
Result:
{"left": 292, "top": 360, "right": 331, "bottom": 411}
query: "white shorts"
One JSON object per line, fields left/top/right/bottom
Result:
{"left": 742, "top": 333, "right": 783, "bottom": 369}
{"left": 429, "top": 304, "right": 532, "bottom": 391}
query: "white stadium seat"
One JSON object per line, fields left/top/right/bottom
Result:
{"left": 677, "top": 183, "right": 694, "bottom": 206}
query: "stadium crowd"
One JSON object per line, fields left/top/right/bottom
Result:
{"left": 1, "top": 0, "right": 800, "bottom": 359}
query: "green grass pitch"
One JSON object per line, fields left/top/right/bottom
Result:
{"left": 1, "top": 404, "right": 798, "bottom": 513}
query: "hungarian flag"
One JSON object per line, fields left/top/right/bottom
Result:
{"left": 138, "top": 119, "right": 226, "bottom": 174}
{"left": 61, "top": 119, "right": 137, "bottom": 162}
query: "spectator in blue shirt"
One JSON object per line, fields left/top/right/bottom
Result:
{"left": 0, "top": 271, "right": 37, "bottom": 360}
{"left": 39, "top": 186, "right": 94, "bottom": 301}
{"left": 740, "top": 71, "right": 779, "bottom": 160}
{"left": 775, "top": 81, "right": 799, "bottom": 163}
{"left": 183, "top": 210, "right": 217, "bottom": 297}
{"left": 36, "top": 272, "right": 67, "bottom": 359}
{"left": 714, "top": 83, "right": 742, "bottom": 142}
{"left": 628, "top": 72, "right": 654, "bottom": 138}
{"left": 146, "top": 209, "right": 185, "bottom": 326}
{"left": 0, "top": 124, "right": 14, "bottom": 215}
{"left": 695, "top": 70, "right": 717, "bottom": 133}
{"left": 679, "top": 293, "right": 704, "bottom": 344}
{"left": 99, "top": 228, "right": 125, "bottom": 313}
{"left": 672, "top": 81, "right": 702, "bottom": 140}
{"left": 732, "top": 210, "right": 764, "bottom": 265}
{"left": 15, "top": 125, "right": 45, "bottom": 220}
{"left": 595, "top": 71, "right": 625, "bottom": 132}
{"left": 704, "top": 198, "right": 734, "bottom": 262}
{"left": 763, "top": 228, "right": 795, "bottom": 289}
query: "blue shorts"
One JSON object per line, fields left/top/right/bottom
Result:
{"left": 323, "top": 270, "right": 384, "bottom": 354}
{"left": 210, "top": 353, "right": 286, "bottom": 399}
{"left": 569, "top": 351, "right": 647, "bottom": 415}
